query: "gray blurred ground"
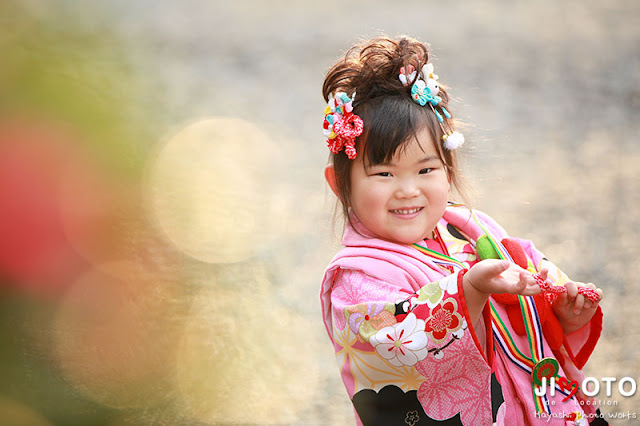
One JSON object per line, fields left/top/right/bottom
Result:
{"left": 1, "top": 0, "right": 639, "bottom": 424}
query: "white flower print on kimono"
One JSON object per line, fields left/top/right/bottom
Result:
{"left": 414, "top": 273, "right": 458, "bottom": 309}
{"left": 369, "top": 312, "right": 429, "bottom": 366}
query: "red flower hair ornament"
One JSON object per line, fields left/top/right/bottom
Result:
{"left": 322, "top": 92, "right": 363, "bottom": 160}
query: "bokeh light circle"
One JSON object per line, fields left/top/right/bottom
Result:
{"left": 147, "top": 117, "right": 276, "bottom": 264}
{"left": 0, "top": 119, "right": 85, "bottom": 294}
{"left": 53, "top": 261, "right": 187, "bottom": 409}
{"left": 58, "top": 155, "right": 185, "bottom": 282}
{"left": 174, "top": 268, "right": 320, "bottom": 424}
{"left": 0, "top": 397, "right": 51, "bottom": 426}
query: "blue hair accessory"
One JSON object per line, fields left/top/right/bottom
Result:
{"left": 410, "top": 64, "right": 442, "bottom": 107}
{"left": 411, "top": 80, "right": 442, "bottom": 107}
{"left": 400, "top": 62, "right": 464, "bottom": 150}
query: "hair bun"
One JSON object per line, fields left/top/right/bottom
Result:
{"left": 323, "top": 36, "right": 449, "bottom": 109}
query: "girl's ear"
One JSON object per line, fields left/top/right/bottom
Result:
{"left": 324, "top": 165, "right": 340, "bottom": 198}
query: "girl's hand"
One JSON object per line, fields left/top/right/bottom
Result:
{"left": 462, "top": 260, "right": 545, "bottom": 332}
{"left": 552, "top": 281, "right": 603, "bottom": 335}
{"left": 464, "top": 260, "right": 545, "bottom": 296}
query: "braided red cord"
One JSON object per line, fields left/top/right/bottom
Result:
{"left": 323, "top": 93, "right": 363, "bottom": 160}
{"left": 532, "top": 273, "right": 601, "bottom": 304}
{"left": 326, "top": 113, "right": 363, "bottom": 160}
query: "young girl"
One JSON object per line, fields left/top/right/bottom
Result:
{"left": 320, "top": 36, "right": 605, "bottom": 425}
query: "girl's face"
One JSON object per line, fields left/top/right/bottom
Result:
{"left": 349, "top": 128, "right": 450, "bottom": 244}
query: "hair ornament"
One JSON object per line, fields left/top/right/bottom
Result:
{"left": 430, "top": 102, "right": 465, "bottom": 150}
{"left": 398, "top": 64, "right": 416, "bottom": 87}
{"left": 399, "top": 62, "right": 464, "bottom": 151}
{"left": 323, "top": 92, "right": 363, "bottom": 159}
{"left": 442, "top": 131, "right": 465, "bottom": 150}
{"left": 409, "top": 64, "right": 442, "bottom": 107}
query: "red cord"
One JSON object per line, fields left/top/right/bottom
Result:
{"left": 532, "top": 273, "right": 601, "bottom": 304}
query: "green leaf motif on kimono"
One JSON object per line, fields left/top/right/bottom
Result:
{"left": 417, "top": 281, "right": 444, "bottom": 307}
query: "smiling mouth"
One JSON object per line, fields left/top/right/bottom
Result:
{"left": 390, "top": 207, "right": 423, "bottom": 215}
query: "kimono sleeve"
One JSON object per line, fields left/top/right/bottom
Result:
{"left": 329, "top": 267, "right": 489, "bottom": 368}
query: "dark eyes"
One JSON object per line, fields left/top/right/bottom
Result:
{"left": 374, "top": 169, "right": 432, "bottom": 177}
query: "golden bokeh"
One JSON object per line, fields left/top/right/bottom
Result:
{"left": 53, "top": 261, "right": 186, "bottom": 410}
{"left": 146, "top": 117, "right": 278, "bottom": 264}
{"left": 0, "top": 0, "right": 637, "bottom": 423}
{"left": 0, "top": 396, "right": 51, "bottom": 426}
{"left": 174, "top": 264, "right": 321, "bottom": 424}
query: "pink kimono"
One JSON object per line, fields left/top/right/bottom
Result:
{"left": 320, "top": 205, "right": 603, "bottom": 425}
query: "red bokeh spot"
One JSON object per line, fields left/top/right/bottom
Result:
{"left": 0, "top": 118, "right": 85, "bottom": 295}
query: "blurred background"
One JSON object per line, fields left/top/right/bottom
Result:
{"left": 0, "top": 0, "right": 638, "bottom": 424}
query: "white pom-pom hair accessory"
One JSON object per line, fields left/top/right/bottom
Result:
{"left": 427, "top": 103, "right": 464, "bottom": 151}
{"left": 443, "top": 131, "right": 465, "bottom": 150}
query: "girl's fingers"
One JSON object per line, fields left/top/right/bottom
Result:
{"left": 565, "top": 281, "right": 578, "bottom": 299}
{"left": 573, "top": 294, "right": 585, "bottom": 315}
{"left": 581, "top": 283, "right": 598, "bottom": 308}
{"left": 538, "top": 268, "right": 549, "bottom": 282}
{"left": 524, "top": 286, "right": 542, "bottom": 296}
{"left": 519, "top": 271, "right": 540, "bottom": 296}
{"left": 489, "top": 260, "right": 511, "bottom": 278}
{"left": 516, "top": 271, "right": 541, "bottom": 295}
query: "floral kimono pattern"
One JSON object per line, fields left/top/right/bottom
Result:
{"left": 320, "top": 205, "right": 603, "bottom": 425}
